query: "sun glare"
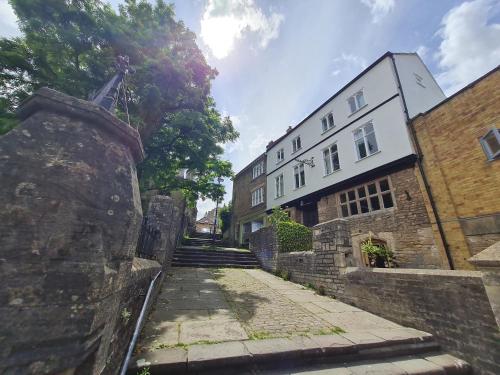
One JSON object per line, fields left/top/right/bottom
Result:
{"left": 201, "top": 15, "right": 241, "bottom": 59}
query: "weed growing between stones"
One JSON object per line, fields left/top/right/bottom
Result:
{"left": 154, "top": 340, "right": 223, "bottom": 350}
{"left": 316, "top": 326, "right": 345, "bottom": 335}
{"left": 121, "top": 308, "right": 132, "bottom": 324}
{"left": 137, "top": 367, "right": 150, "bottom": 375}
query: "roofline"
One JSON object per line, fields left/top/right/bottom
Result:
{"left": 411, "top": 64, "right": 500, "bottom": 120}
{"left": 233, "top": 152, "right": 267, "bottom": 178}
{"left": 266, "top": 51, "right": 406, "bottom": 151}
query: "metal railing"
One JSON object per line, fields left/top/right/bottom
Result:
{"left": 135, "top": 216, "right": 161, "bottom": 260}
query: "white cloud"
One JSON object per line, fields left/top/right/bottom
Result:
{"left": 331, "top": 53, "right": 367, "bottom": 77}
{"left": 435, "top": 0, "right": 500, "bottom": 95}
{"left": 200, "top": 0, "right": 284, "bottom": 59}
{"left": 0, "top": 0, "right": 20, "bottom": 37}
{"left": 361, "top": 0, "right": 395, "bottom": 23}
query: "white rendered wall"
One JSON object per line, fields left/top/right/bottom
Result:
{"left": 394, "top": 54, "right": 446, "bottom": 118}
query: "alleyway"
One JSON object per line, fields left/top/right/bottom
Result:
{"left": 131, "top": 267, "right": 469, "bottom": 374}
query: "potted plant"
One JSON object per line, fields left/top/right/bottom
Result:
{"left": 361, "top": 237, "right": 394, "bottom": 268}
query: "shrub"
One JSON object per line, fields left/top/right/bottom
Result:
{"left": 276, "top": 221, "right": 312, "bottom": 253}
{"left": 361, "top": 236, "right": 393, "bottom": 268}
{"left": 268, "top": 207, "right": 291, "bottom": 226}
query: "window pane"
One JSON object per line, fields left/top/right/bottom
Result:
{"left": 324, "top": 151, "right": 332, "bottom": 175}
{"left": 331, "top": 144, "right": 338, "bottom": 153}
{"left": 348, "top": 190, "right": 355, "bottom": 201}
{"left": 341, "top": 204, "right": 349, "bottom": 217}
{"left": 332, "top": 153, "right": 340, "bottom": 171}
{"left": 297, "top": 137, "right": 301, "bottom": 149}
{"left": 349, "top": 202, "right": 358, "bottom": 215}
{"left": 368, "top": 183, "right": 377, "bottom": 195}
{"left": 295, "top": 173, "right": 299, "bottom": 188}
{"left": 357, "top": 186, "right": 366, "bottom": 198}
{"left": 485, "top": 131, "right": 500, "bottom": 156}
{"left": 382, "top": 192, "right": 394, "bottom": 208}
{"left": 354, "top": 129, "right": 363, "bottom": 140}
{"left": 356, "top": 92, "right": 365, "bottom": 107}
{"left": 370, "top": 196, "right": 381, "bottom": 210}
{"left": 340, "top": 193, "right": 347, "bottom": 203}
{"left": 360, "top": 198, "right": 369, "bottom": 213}
{"left": 356, "top": 139, "right": 367, "bottom": 159}
{"left": 322, "top": 118, "right": 328, "bottom": 132}
{"left": 328, "top": 113, "right": 334, "bottom": 127}
{"left": 379, "top": 179, "right": 390, "bottom": 192}
{"left": 300, "top": 170, "right": 305, "bottom": 186}
{"left": 366, "top": 132, "right": 378, "bottom": 154}
{"left": 348, "top": 97, "right": 356, "bottom": 113}
{"left": 364, "top": 122, "right": 374, "bottom": 134}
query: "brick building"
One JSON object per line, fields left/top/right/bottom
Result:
{"left": 411, "top": 66, "right": 500, "bottom": 270}
{"left": 265, "top": 52, "right": 448, "bottom": 268}
{"left": 231, "top": 153, "right": 267, "bottom": 246}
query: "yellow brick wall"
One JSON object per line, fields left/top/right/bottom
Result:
{"left": 412, "top": 68, "right": 500, "bottom": 269}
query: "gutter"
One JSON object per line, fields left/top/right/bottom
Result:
{"left": 389, "top": 54, "right": 455, "bottom": 270}
{"left": 119, "top": 270, "right": 162, "bottom": 375}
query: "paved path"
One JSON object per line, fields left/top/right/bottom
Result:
{"left": 137, "top": 267, "right": 403, "bottom": 353}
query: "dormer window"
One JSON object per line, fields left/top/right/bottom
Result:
{"left": 321, "top": 112, "right": 335, "bottom": 133}
{"left": 348, "top": 91, "right": 366, "bottom": 114}
{"left": 276, "top": 148, "right": 284, "bottom": 163}
{"left": 292, "top": 136, "right": 302, "bottom": 153}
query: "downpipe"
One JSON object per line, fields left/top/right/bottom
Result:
{"left": 119, "top": 270, "right": 162, "bottom": 375}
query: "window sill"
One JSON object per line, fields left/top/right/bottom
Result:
{"left": 294, "top": 184, "right": 306, "bottom": 191}
{"left": 355, "top": 150, "right": 381, "bottom": 163}
{"left": 340, "top": 206, "right": 396, "bottom": 219}
{"left": 291, "top": 148, "right": 302, "bottom": 155}
{"left": 276, "top": 160, "right": 284, "bottom": 165}
{"left": 274, "top": 195, "right": 285, "bottom": 200}
{"left": 321, "top": 127, "right": 335, "bottom": 135}
{"left": 348, "top": 103, "right": 368, "bottom": 118}
{"left": 323, "top": 168, "right": 342, "bottom": 177}
{"left": 251, "top": 202, "right": 265, "bottom": 208}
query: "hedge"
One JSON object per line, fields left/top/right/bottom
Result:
{"left": 276, "top": 221, "right": 312, "bottom": 253}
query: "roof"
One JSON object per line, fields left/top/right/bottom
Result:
{"left": 233, "top": 152, "right": 266, "bottom": 179}
{"left": 266, "top": 51, "right": 415, "bottom": 151}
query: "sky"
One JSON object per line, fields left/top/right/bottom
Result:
{"left": 1, "top": 0, "right": 499, "bottom": 218}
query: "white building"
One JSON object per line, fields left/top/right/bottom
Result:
{"left": 264, "top": 52, "right": 449, "bottom": 268}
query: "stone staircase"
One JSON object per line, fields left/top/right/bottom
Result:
{"left": 172, "top": 233, "right": 260, "bottom": 268}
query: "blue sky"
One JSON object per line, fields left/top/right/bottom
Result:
{"left": 1, "top": 0, "right": 499, "bottom": 217}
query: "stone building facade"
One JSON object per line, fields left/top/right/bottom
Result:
{"left": 231, "top": 153, "right": 267, "bottom": 246}
{"left": 412, "top": 67, "right": 500, "bottom": 269}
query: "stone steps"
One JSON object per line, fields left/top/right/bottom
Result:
{"left": 128, "top": 330, "right": 471, "bottom": 374}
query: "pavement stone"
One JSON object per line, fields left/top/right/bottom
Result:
{"left": 187, "top": 341, "right": 251, "bottom": 371}
{"left": 179, "top": 320, "right": 248, "bottom": 343}
{"left": 391, "top": 358, "right": 445, "bottom": 374}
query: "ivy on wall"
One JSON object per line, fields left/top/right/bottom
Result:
{"left": 276, "top": 221, "right": 312, "bottom": 253}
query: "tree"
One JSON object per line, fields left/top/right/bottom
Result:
{"left": 218, "top": 203, "right": 233, "bottom": 234}
{"left": 0, "top": 0, "right": 238, "bottom": 203}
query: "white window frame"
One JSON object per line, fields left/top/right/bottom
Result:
{"left": 251, "top": 187, "right": 264, "bottom": 207}
{"left": 252, "top": 161, "right": 264, "bottom": 179}
{"left": 321, "top": 112, "right": 335, "bottom": 133}
{"left": 292, "top": 136, "right": 302, "bottom": 153}
{"left": 480, "top": 128, "right": 500, "bottom": 161}
{"left": 275, "top": 174, "right": 284, "bottom": 198}
{"left": 276, "top": 148, "right": 284, "bottom": 163}
{"left": 293, "top": 163, "right": 306, "bottom": 189}
{"left": 354, "top": 121, "right": 379, "bottom": 160}
{"left": 323, "top": 143, "right": 341, "bottom": 176}
{"left": 348, "top": 90, "right": 366, "bottom": 114}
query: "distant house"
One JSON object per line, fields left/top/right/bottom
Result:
{"left": 231, "top": 153, "right": 267, "bottom": 246}
{"left": 411, "top": 66, "right": 500, "bottom": 269}
{"left": 196, "top": 208, "right": 217, "bottom": 233}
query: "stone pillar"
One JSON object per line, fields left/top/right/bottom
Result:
{"left": 0, "top": 88, "right": 144, "bottom": 374}
{"left": 145, "top": 195, "right": 175, "bottom": 266}
{"left": 313, "top": 219, "right": 353, "bottom": 268}
{"left": 469, "top": 242, "right": 500, "bottom": 329}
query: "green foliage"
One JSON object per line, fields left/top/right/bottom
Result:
{"left": 121, "top": 308, "right": 132, "bottom": 323}
{"left": 1, "top": 0, "right": 238, "bottom": 204}
{"left": 268, "top": 207, "right": 291, "bottom": 226}
{"left": 275, "top": 269, "right": 290, "bottom": 281}
{"left": 137, "top": 368, "right": 150, "bottom": 375}
{"left": 361, "top": 236, "right": 393, "bottom": 268}
{"left": 218, "top": 203, "right": 232, "bottom": 234}
{"left": 276, "top": 221, "right": 312, "bottom": 253}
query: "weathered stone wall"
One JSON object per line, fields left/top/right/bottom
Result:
{"left": 342, "top": 268, "right": 499, "bottom": 375}
{"left": 0, "top": 88, "right": 183, "bottom": 374}
{"left": 249, "top": 226, "right": 278, "bottom": 272}
{"left": 412, "top": 68, "right": 500, "bottom": 269}
{"left": 277, "top": 219, "right": 352, "bottom": 296}
{"left": 317, "top": 166, "right": 446, "bottom": 269}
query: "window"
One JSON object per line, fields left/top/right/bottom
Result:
{"left": 275, "top": 174, "right": 284, "bottom": 198}
{"left": 354, "top": 122, "right": 378, "bottom": 160}
{"left": 292, "top": 136, "right": 302, "bottom": 153}
{"left": 251, "top": 187, "right": 264, "bottom": 206}
{"left": 294, "top": 163, "right": 306, "bottom": 188}
{"left": 480, "top": 128, "right": 500, "bottom": 161}
{"left": 348, "top": 91, "right": 366, "bottom": 113}
{"left": 323, "top": 143, "right": 340, "bottom": 175}
{"left": 276, "top": 148, "right": 284, "bottom": 163}
{"left": 339, "top": 178, "right": 394, "bottom": 217}
{"left": 252, "top": 161, "right": 264, "bottom": 179}
{"left": 321, "top": 112, "right": 335, "bottom": 133}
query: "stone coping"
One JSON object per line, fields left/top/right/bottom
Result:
{"left": 345, "top": 266, "right": 482, "bottom": 278}
{"left": 17, "top": 87, "right": 144, "bottom": 163}
{"left": 468, "top": 242, "right": 500, "bottom": 268}
{"left": 129, "top": 328, "right": 438, "bottom": 374}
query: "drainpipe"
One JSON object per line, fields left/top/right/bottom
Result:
{"left": 389, "top": 54, "right": 455, "bottom": 270}
{"left": 119, "top": 270, "right": 162, "bottom": 375}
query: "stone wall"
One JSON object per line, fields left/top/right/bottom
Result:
{"left": 249, "top": 226, "right": 278, "bottom": 272}
{"left": 0, "top": 88, "right": 184, "bottom": 374}
{"left": 317, "top": 166, "right": 446, "bottom": 269}
{"left": 342, "top": 267, "right": 499, "bottom": 375}
{"left": 412, "top": 68, "right": 500, "bottom": 269}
